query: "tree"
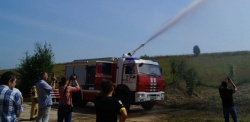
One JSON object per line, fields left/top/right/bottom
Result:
{"left": 18, "top": 42, "right": 54, "bottom": 95}
{"left": 193, "top": 45, "right": 200, "bottom": 56}
{"left": 140, "top": 54, "right": 150, "bottom": 59}
{"left": 182, "top": 68, "right": 199, "bottom": 96}
{"left": 169, "top": 58, "right": 187, "bottom": 82}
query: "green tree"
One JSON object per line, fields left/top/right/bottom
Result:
{"left": 193, "top": 45, "right": 200, "bottom": 56}
{"left": 18, "top": 42, "right": 54, "bottom": 95}
{"left": 169, "top": 58, "right": 187, "bottom": 82}
{"left": 140, "top": 54, "right": 150, "bottom": 59}
{"left": 182, "top": 68, "right": 199, "bottom": 96}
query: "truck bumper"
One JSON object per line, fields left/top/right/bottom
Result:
{"left": 135, "top": 91, "right": 165, "bottom": 102}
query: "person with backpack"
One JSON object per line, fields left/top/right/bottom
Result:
{"left": 57, "top": 76, "right": 80, "bottom": 122}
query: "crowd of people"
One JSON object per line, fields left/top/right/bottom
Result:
{"left": 0, "top": 71, "right": 128, "bottom": 122}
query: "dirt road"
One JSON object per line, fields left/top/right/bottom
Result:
{"left": 18, "top": 102, "right": 168, "bottom": 122}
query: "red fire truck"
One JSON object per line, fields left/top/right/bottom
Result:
{"left": 65, "top": 54, "right": 165, "bottom": 110}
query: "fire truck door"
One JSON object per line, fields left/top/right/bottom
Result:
{"left": 122, "top": 64, "right": 136, "bottom": 91}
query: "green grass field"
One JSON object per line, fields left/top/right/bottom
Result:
{"left": 150, "top": 51, "right": 250, "bottom": 121}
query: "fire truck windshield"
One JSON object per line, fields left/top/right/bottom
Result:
{"left": 137, "top": 63, "right": 161, "bottom": 76}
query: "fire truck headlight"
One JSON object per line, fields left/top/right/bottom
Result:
{"left": 161, "top": 93, "right": 165, "bottom": 98}
{"left": 137, "top": 94, "right": 145, "bottom": 98}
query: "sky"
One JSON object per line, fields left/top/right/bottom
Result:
{"left": 1, "top": 0, "right": 250, "bottom": 69}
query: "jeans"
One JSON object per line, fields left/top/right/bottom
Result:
{"left": 36, "top": 106, "right": 51, "bottom": 122}
{"left": 223, "top": 107, "right": 238, "bottom": 122}
{"left": 57, "top": 110, "right": 72, "bottom": 122}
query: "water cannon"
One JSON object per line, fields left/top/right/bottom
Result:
{"left": 122, "top": 53, "right": 132, "bottom": 58}
{"left": 123, "top": 43, "right": 145, "bottom": 58}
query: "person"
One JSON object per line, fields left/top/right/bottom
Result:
{"left": 51, "top": 73, "right": 57, "bottom": 88}
{"left": 0, "top": 71, "right": 23, "bottom": 122}
{"left": 69, "top": 74, "right": 77, "bottom": 86}
{"left": 219, "top": 77, "right": 238, "bottom": 122}
{"left": 36, "top": 72, "right": 55, "bottom": 122}
{"left": 30, "top": 84, "right": 38, "bottom": 120}
{"left": 13, "top": 87, "right": 24, "bottom": 104}
{"left": 57, "top": 76, "right": 80, "bottom": 122}
{"left": 13, "top": 87, "right": 24, "bottom": 115}
{"left": 94, "top": 80, "right": 127, "bottom": 122}
{"left": 69, "top": 74, "right": 82, "bottom": 107}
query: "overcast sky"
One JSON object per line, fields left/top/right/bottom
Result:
{"left": 1, "top": 0, "right": 250, "bottom": 69}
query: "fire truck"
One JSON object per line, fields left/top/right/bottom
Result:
{"left": 65, "top": 52, "right": 165, "bottom": 110}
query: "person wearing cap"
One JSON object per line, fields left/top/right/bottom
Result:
{"left": 219, "top": 77, "right": 238, "bottom": 122}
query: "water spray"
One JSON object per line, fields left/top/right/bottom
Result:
{"left": 124, "top": 0, "right": 204, "bottom": 57}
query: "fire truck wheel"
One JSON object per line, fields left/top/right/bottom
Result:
{"left": 141, "top": 101, "right": 155, "bottom": 110}
{"left": 114, "top": 84, "right": 131, "bottom": 111}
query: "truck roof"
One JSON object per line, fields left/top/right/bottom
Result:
{"left": 73, "top": 57, "right": 117, "bottom": 63}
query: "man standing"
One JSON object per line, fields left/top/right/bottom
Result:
{"left": 0, "top": 71, "right": 23, "bottom": 122}
{"left": 94, "top": 80, "right": 127, "bottom": 122}
{"left": 219, "top": 77, "right": 238, "bottom": 122}
{"left": 36, "top": 72, "right": 55, "bottom": 122}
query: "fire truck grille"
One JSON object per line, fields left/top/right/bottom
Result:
{"left": 145, "top": 78, "right": 161, "bottom": 92}
{"left": 145, "top": 85, "right": 161, "bottom": 92}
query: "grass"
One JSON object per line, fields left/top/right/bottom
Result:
{"left": 152, "top": 51, "right": 250, "bottom": 87}
{"left": 157, "top": 80, "right": 250, "bottom": 121}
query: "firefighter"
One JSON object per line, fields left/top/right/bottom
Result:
{"left": 30, "top": 85, "right": 38, "bottom": 120}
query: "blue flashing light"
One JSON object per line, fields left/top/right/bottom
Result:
{"left": 125, "top": 57, "right": 138, "bottom": 60}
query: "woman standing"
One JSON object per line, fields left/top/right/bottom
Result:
{"left": 57, "top": 76, "right": 80, "bottom": 122}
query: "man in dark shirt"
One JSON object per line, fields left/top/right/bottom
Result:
{"left": 219, "top": 77, "right": 238, "bottom": 122}
{"left": 94, "top": 80, "right": 127, "bottom": 122}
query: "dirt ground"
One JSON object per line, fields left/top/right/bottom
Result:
{"left": 18, "top": 102, "right": 167, "bottom": 122}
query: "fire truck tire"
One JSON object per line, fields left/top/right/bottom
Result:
{"left": 114, "top": 84, "right": 131, "bottom": 111}
{"left": 141, "top": 101, "right": 155, "bottom": 110}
